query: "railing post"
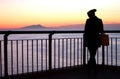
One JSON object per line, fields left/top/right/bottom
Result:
{"left": 102, "top": 45, "right": 105, "bottom": 65}
{"left": 48, "top": 32, "right": 54, "bottom": 70}
{"left": 4, "top": 33, "right": 9, "bottom": 78}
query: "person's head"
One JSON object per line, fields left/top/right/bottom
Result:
{"left": 87, "top": 9, "right": 97, "bottom": 18}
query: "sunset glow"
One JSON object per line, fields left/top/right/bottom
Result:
{"left": 0, "top": 0, "right": 120, "bottom": 29}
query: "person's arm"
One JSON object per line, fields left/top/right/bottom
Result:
{"left": 84, "top": 19, "right": 89, "bottom": 34}
{"left": 99, "top": 19, "right": 104, "bottom": 34}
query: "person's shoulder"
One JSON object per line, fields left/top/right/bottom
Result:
{"left": 96, "top": 17, "right": 102, "bottom": 20}
{"left": 96, "top": 17, "right": 103, "bottom": 23}
{"left": 86, "top": 18, "right": 89, "bottom": 20}
{"left": 98, "top": 18, "right": 102, "bottom": 21}
{"left": 85, "top": 19, "right": 89, "bottom": 22}
{"left": 86, "top": 18, "right": 91, "bottom": 21}
{"left": 98, "top": 18, "right": 103, "bottom": 22}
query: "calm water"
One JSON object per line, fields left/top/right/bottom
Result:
{"left": 0, "top": 33, "right": 120, "bottom": 76}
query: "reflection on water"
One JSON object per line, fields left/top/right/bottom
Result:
{"left": 0, "top": 33, "right": 120, "bottom": 76}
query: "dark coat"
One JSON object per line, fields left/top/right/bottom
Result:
{"left": 84, "top": 16, "right": 104, "bottom": 48}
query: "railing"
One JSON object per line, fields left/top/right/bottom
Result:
{"left": 0, "top": 30, "right": 120, "bottom": 78}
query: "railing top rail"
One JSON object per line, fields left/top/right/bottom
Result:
{"left": 0, "top": 30, "right": 120, "bottom": 34}
{"left": 0, "top": 30, "right": 82, "bottom": 34}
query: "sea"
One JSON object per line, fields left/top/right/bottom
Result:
{"left": 0, "top": 25, "right": 120, "bottom": 76}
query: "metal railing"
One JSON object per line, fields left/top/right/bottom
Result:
{"left": 0, "top": 30, "right": 120, "bottom": 78}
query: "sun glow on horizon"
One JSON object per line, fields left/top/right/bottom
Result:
{"left": 0, "top": 0, "right": 120, "bottom": 29}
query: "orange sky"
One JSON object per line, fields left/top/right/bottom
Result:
{"left": 0, "top": 0, "right": 120, "bottom": 29}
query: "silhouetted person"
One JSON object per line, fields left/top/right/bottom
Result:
{"left": 84, "top": 9, "right": 104, "bottom": 69}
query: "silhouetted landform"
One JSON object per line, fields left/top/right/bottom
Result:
{"left": 15, "top": 24, "right": 47, "bottom": 31}
{"left": 21, "top": 24, "right": 45, "bottom": 29}
{"left": 19, "top": 24, "right": 120, "bottom": 30}
{"left": 14, "top": 24, "right": 84, "bottom": 31}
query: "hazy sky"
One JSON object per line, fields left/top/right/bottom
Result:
{"left": 0, "top": 0, "right": 120, "bottom": 28}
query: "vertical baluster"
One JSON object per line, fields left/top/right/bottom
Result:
{"left": 41, "top": 40, "right": 43, "bottom": 70}
{"left": 43, "top": 40, "right": 45, "bottom": 70}
{"left": 11, "top": 41, "right": 13, "bottom": 75}
{"left": 21, "top": 40, "right": 24, "bottom": 74}
{"left": 111, "top": 38, "right": 113, "bottom": 65}
{"left": 83, "top": 38, "right": 86, "bottom": 65}
{"left": 81, "top": 38, "right": 83, "bottom": 64}
{"left": 27, "top": 40, "right": 29, "bottom": 73}
{"left": 66, "top": 39, "right": 68, "bottom": 66}
{"left": 45, "top": 39, "right": 48, "bottom": 70}
{"left": 73, "top": 38, "right": 76, "bottom": 66}
{"left": 62, "top": 39, "right": 64, "bottom": 67}
{"left": 31, "top": 40, "right": 33, "bottom": 72}
{"left": 70, "top": 38, "right": 72, "bottom": 66}
{"left": 106, "top": 46, "right": 108, "bottom": 65}
{"left": 115, "top": 38, "right": 117, "bottom": 66}
{"left": 87, "top": 48, "right": 89, "bottom": 63}
{"left": 0, "top": 41, "right": 1, "bottom": 76}
{"left": 36, "top": 40, "right": 38, "bottom": 71}
{"left": 39, "top": 40, "right": 40, "bottom": 71}
{"left": 16, "top": 40, "right": 18, "bottom": 74}
{"left": 53, "top": 39, "right": 56, "bottom": 68}
{"left": 77, "top": 38, "right": 79, "bottom": 65}
{"left": 58, "top": 39, "right": 60, "bottom": 68}
{"left": 101, "top": 46, "right": 103, "bottom": 65}
{"left": 39, "top": 40, "right": 41, "bottom": 70}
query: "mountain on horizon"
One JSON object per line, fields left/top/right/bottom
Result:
{"left": 17, "top": 24, "right": 84, "bottom": 31}
{"left": 21, "top": 24, "right": 45, "bottom": 29}
{"left": 13, "top": 24, "right": 47, "bottom": 31}
{"left": 21, "top": 24, "right": 120, "bottom": 30}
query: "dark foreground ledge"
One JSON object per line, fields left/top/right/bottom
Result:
{"left": 1, "top": 65, "right": 120, "bottom": 79}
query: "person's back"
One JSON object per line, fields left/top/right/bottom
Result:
{"left": 84, "top": 9, "right": 103, "bottom": 47}
{"left": 85, "top": 16, "right": 103, "bottom": 35}
{"left": 84, "top": 9, "right": 104, "bottom": 70}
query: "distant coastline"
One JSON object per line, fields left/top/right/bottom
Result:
{"left": 0, "top": 24, "right": 120, "bottom": 31}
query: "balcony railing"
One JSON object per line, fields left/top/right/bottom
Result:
{"left": 0, "top": 30, "right": 120, "bottom": 78}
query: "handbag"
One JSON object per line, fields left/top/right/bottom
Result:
{"left": 99, "top": 33, "right": 109, "bottom": 46}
